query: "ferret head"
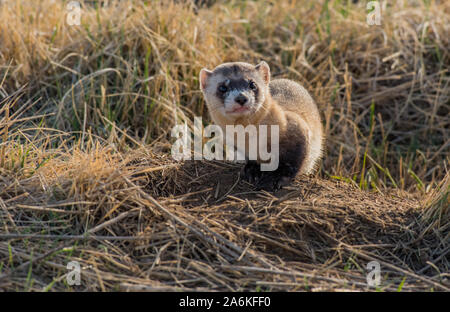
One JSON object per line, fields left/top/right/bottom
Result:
{"left": 199, "top": 61, "right": 270, "bottom": 120}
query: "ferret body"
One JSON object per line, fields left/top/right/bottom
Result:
{"left": 199, "top": 61, "right": 323, "bottom": 190}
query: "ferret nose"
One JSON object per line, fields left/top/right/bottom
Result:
{"left": 235, "top": 94, "right": 248, "bottom": 106}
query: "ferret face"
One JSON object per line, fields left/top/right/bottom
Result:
{"left": 199, "top": 62, "right": 271, "bottom": 119}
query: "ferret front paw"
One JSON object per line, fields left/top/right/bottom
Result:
{"left": 242, "top": 161, "right": 262, "bottom": 184}
{"left": 256, "top": 172, "right": 292, "bottom": 191}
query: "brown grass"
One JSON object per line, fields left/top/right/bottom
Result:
{"left": 0, "top": 0, "right": 448, "bottom": 291}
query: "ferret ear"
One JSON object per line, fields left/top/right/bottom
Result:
{"left": 199, "top": 68, "right": 213, "bottom": 91}
{"left": 255, "top": 61, "right": 270, "bottom": 84}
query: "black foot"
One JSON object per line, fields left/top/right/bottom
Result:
{"left": 243, "top": 161, "right": 299, "bottom": 192}
{"left": 256, "top": 162, "right": 299, "bottom": 191}
{"left": 256, "top": 171, "right": 293, "bottom": 191}
{"left": 242, "top": 161, "right": 262, "bottom": 184}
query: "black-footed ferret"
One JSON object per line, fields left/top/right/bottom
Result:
{"left": 199, "top": 61, "right": 323, "bottom": 190}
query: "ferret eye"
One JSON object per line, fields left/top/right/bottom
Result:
{"left": 249, "top": 81, "right": 257, "bottom": 91}
{"left": 218, "top": 85, "right": 228, "bottom": 93}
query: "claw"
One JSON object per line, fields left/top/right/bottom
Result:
{"left": 243, "top": 162, "right": 295, "bottom": 191}
{"left": 256, "top": 173, "right": 292, "bottom": 191}
{"left": 243, "top": 161, "right": 261, "bottom": 183}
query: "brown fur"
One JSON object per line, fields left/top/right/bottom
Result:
{"left": 200, "top": 62, "right": 323, "bottom": 190}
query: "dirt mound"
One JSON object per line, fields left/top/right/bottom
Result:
{"left": 1, "top": 153, "right": 447, "bottom": 291}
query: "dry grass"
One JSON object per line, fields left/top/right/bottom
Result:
{"left": 0, "top": 0, "right": 448, "bottom": 291}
